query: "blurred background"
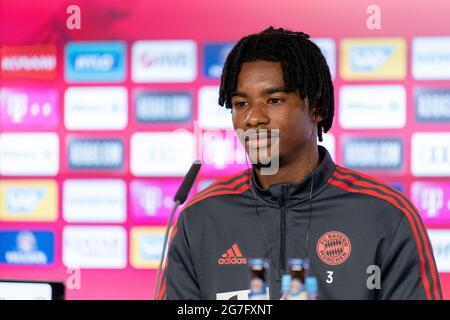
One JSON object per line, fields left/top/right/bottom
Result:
{"left": 0, "top": 0, "right": 449, "bottom": 299}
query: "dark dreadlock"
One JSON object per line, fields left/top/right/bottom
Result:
{"left": 218, "top": 27, "right": 334, "bottom": 142}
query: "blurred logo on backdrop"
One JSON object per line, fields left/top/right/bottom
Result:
{"left": 0, "top": 88, "right": 59, "bottom": 129}
{"left": 411, "top": 133, "right": 450, "bottom": 176}
{"left": 132, "top": 40, "right": 196, "bottom": 82}
{"left": 130, "top": 131, "right": 194, "bottom": 176}
{"left": 428, "top": 230, "right": 450, "bottom": 273}
{"left": 64, "top": 41, "right": 126, "bottom": 82}
{"left": 414, "top": 88, "right": 450, "bottom": 122}
{"left": 130, "top": 180, "right": 182, "bottom": 223}
{"left": 413, "top": 36, "right": 450, "bottom": 80}
{"left": 63, "top": 226, "right": 127, "bottom": 269}
{"left": 0, "top": 180, "right": 57, "bottom": 222}
{"left": 339, "top": 85, "right": 406, "bottom": 129}
{"left": 411, "top": 182, "right": 450, "bottom": 223}
{"left": 342, "top": 137, "right": 404, "bottom": 171}
{"left": 134, "top": 91, "right": 192, "bottom": 123}
{"left": 340, "top": 38, "right": 406, "bottom": 80}
{"left": 130, "top": 227, "right": 165, "bottom": 269}
{"left": 0, "top": 230, "right": 54, "bottom": 265}
{"left": 63, "top": 179, "right": 126, "bottom": 223}
{"left": 203, "top": 42, "right": 235, "bottom": 79}
{"left": 0, "top": 133, "right": 59, "bottom": 176}
{"left": 67, "top": 138, "right": 124, "bottom": 170}
{"left": 198, "top": 86, "right": 233, "bottom": 129}
{"left": 64, "top": 87, "right": 128, "bottom": 130}
{"left": 0, "top": 45, "right": 57, "bottom": 79}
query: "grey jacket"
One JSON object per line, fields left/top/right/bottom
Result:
{"left": 159, "top": 146, "right": 442, "bottom": 300}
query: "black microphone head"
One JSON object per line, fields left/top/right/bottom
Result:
{"left": 174, "top": 160, "right": 202, "bottom": 204}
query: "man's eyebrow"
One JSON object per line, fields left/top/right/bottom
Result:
{"left": 263, "top": 87, "right": 290, "bottom": 95}
{"left": 231, "top": 87, "right": 290, "bottom": 98}
{"left": 231, "top": 91, "right": 247, "bottom": 98}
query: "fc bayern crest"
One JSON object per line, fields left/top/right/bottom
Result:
{"left": 316, "top": 231, "right": 352, "bottom": 266}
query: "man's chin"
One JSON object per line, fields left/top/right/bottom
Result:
{"left": 251, "top": 157, "right": 281, "bottom": 175}
{"left": 250, "top": 155, "right": 281, "bottom": 168}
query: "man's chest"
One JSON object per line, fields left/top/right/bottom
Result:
{"left": 192, "top": 221, "right": 381, "bottom": 300}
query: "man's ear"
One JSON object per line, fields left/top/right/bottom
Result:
{"left": 306, "top": 97, "right": 323, "bottom": 123}
{"left": 311, "top": 108, "right": 324, "bottom": 123}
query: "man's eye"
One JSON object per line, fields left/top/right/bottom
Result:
{"left": 233, "top": 101, "right": 247, "bottom": 108}
{"left": 268, "top": 98, "right": 284, "bottom": 105}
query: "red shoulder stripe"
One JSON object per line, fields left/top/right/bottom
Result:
{"left": 183, "top": 183, "right": 251, "bottom": 211}
{"left": 156, "top": 279, "right": 166, "bottom": 300}
{"left": 187, "top": 170, "right": 250, "bottom": 204}
{"left": 184, "top": 175, "right": 250, "bottom": 209}
{"left": 156, "top": 226, "right": 178, "bottom": 300}
{"left": 328, "top": 173, "right": 434, "bottom": 300}
{"left": 187, "top": 173, "right": 250, "bottom": 206}
{"left": 335, "top": 166, "right": 441, "bottom": 299}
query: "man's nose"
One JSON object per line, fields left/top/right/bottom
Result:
{"left": 245, "top": 103, "right": 270, "bottom": 128}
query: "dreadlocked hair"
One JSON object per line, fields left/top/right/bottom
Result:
{"left": 218, "top": 26, "right": 334, "bottom": 142}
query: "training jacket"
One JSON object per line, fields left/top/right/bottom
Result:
{"left": 158, "top": 146, "right": 442, "bottom": 300}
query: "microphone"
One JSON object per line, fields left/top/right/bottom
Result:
{"left": 154, "top": 160, "right": 202, "bottom": 300}
{"left": 174, "top": 160, "right": 202, "bottom": 204}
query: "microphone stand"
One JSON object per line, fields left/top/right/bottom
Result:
{"left": 153, "top": 200, "right": 180, "bottom": 300}
{"left": 153, "top": 160, "right": 202, "bottom": 300}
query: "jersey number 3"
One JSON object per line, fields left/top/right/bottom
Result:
{"left": 326, "top": 271, "right": 334, "bottom": 284}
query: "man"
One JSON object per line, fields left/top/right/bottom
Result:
{"left": 158, "top": 27, "right": 442, "bottom": 300}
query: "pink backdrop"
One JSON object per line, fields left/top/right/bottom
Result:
{"left": 1, "top": 0, "right": 449, "bottom": 299}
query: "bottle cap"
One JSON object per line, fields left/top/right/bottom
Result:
{"left": 287, "top": 258, "right": 304, "bottom": 266}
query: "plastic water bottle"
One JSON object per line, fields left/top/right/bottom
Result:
{"left": 287, "top": 258, "right": 309, "bottom": 300}
{"left": 248, "top": 258, "right": 270, "bottom": 300}
{"left": 305, "top": 276, "right": 318, "bottom": 300}
{"left": 280, "top": 274, "right": 292, "bottom": 300}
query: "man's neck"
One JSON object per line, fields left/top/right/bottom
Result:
{"left": 254, "top": 144, "right": 321, "bottom": 190}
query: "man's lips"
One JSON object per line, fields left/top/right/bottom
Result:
{"left": 246, "top": 132, "right": 279, "bottom": 149}
{"left": 247, "top": 138, "right": 271, "bottom": 148}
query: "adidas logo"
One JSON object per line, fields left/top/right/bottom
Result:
{"left": 218, "top": 243, "right": 247, "bottom": 265}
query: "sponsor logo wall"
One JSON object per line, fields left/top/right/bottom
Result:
{"left": 1, "top": 2, "right": 449, "bottom": 300}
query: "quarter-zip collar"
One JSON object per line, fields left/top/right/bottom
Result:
{"left": 251, "top": 145, "right": 335, "bottom": 207}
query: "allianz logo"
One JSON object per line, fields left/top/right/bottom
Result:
{"left": 6, "top": 231, "right": 48, "bottom": 264}
{"left": 73, "top": 53, "right": 116, "bottom": 72}
{"left": 350, "top": 46, "right": 394, "bottom": 72}
{"left": 6, "top": 187, "right": 47, "bottom": 213}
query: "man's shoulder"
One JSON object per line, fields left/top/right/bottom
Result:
{"left": 181, "top": 169, "right": 252, "bottom": 214}
{"left": 327, "top": 165, "right": 417, "bottom": 217}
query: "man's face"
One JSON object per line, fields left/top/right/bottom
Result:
{"left": 231, "top": 60, "right": 318, "bottom": 166}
